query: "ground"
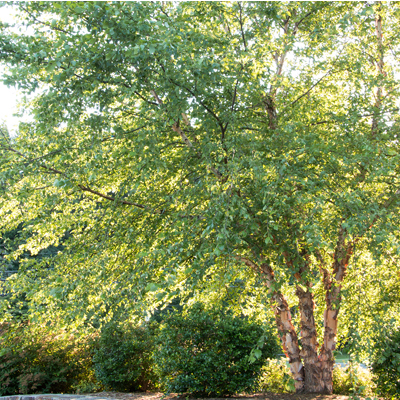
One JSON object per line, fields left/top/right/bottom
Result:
{"left": 84, "top": 392, "right": 366, "bottom": 400}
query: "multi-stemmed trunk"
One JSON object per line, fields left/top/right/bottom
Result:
{"left": 240, "top": 229, "right": 355, "bottom": 393}
{"left": 264, "top": 263, "right": 348, "bottom": 393}
{"left": 255, "top": 9, "right": 385, "bottom": 393}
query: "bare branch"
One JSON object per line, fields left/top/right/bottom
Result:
{"left": 77, "top": 184, "right": 147, "bottom": 208}
{"left": 135, "top": 91, "right": 158, "bottom": 106}
{"left": 235, "top": 255, "right": 262, "bottom": 274}
{"left": 238, "top": 2, "right": 247, "bottom": 51}
{"left": 171, "top": 122, "right": 193, "bottom": 148}
{"left": 1, "top": 144, "right": 150, "bottom": 210}
{"left": 150, "top": 90, "right": 164, "bottom": 105}
{"left": 181, "top": 113, "right": 190, "bottom": 126}
{"left": 291, "top": 69, "right": 335, "bottom": 107}
{"left": 293, "top": 6, "right": 321, "bottom": 35}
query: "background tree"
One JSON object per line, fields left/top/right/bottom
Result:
{"left": 1, "top": 2, "right": 400, "bottom": 393}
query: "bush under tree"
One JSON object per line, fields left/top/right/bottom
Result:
{"left": 371, "top": 327, "right": 400, "bottom": 399}
{"left": 92, "top": 322, "right": 156, "bottom": 392}
{"left": 0, "top": 322, "right": 94, "bottom": 396}
{"left": 153, "top": 303, "right": 280, "bottom": 397}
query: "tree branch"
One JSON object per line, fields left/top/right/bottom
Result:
{"left": 238, "top": 2, "right": 247, "bottom": 51}
{"left": 291, "top": 69, "right": 335, "bottom": 107}
{"left": 1, "top": 144, "right": 150, "bottom": 210}
{"left": 77, "top": 184, "right": 147, "bottom": 208}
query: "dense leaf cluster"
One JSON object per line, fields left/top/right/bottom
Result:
{"left": 0, "top": 322, "right": 95, "bottom": 396}
{"left": 372, "top": 327, "right": 400, "bottom": 399}
{"left": 153, "top": 303, "right": 280, "bottom": 397}
{"left": 92, "top": 322, "right": 156, "bottom": 392}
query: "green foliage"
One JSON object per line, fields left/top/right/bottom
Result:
{"left": 336, "top": 252, "right": 400, "bottom": 360}
{"left": 371, "top": 327, "right": 400, "bottom": 399}
{"left": 1, "top": 2, "right": 400, "bottom": 392}
{"left": 92, "top": 322, "right": 156, "bottom": 392}
{"left": 0, "top": 322, "right": 95, "bottom": 396}
{"left": 256, "top": 358, "right": 295, "bottom": 393}
{"left": 153, "top": 303, "right": 280, "bottom": 397}
{"left": 0, "top": 223, "right": 67, "bottom": 321}
{"left": 332, "top": 363, "right": 376, "bottom": 397}
{"left": 1, "top": 1, "right": 399, "bottom": 327}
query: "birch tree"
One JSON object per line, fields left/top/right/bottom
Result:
{"left": 1, "top": 2, "right": 400, "bottom": 393}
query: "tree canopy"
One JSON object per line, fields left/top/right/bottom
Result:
{"left": 1, "top": 1, "right": 400, "bottom": 394}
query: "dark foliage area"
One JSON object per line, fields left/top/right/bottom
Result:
{"left": 153, "top": 303, "right": 280, "bottom": 397}
{"left": 372, "top": 327, "right": 400, "bottom": 399}
{"left": 0, "top": 322, "right": 94, "bottom": 396}
{"left": 93, "top": 322, "right": 156, "bottom": 392}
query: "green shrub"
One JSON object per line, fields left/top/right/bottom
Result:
{"left": 333, "top": 362, "right": 376, "bottom": 396}
{"left": 153, "top": 303, "right": 280, "bottom": 397}
{"left": 92, "top": 321, "right": 156, "bottom": 392}
{"left": 371, "top": 327, "right": 400, "bottom": 399}
{"left": 257, "top": 359, "right": 376, "bottom": 396}
{"left": 256, "top": 358, "right": 295, "bottom": 393}
{"left": 0, "top": 322, "right": 95, "bottom": 396}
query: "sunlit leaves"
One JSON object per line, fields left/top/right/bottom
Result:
{"left": 0, "top": 3, "right": 399, "bottom": 348}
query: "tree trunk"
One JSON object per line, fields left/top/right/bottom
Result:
{"left": 296, "top": 286, "right": 326, "bottom": 393}
{"left": 244, "top": 248, "right": 351, "bottom": 394}
{"left": 261, "top": 233, "right": 352, "bottom": 393}
{"left": 260, "top": 261, "right": 336, "bottom": 393}
{"left": 296, "top": 284, "right": 341, "bottom": 393}
{"left": 277, "top": 282, "right": 337, "bottom": 394}
{"left": 260, "top": 263, "right": 304, "bottom": 391}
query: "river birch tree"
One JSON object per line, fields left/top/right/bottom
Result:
{"left": 1, "top": 2, "right": 400, "bottom": 393}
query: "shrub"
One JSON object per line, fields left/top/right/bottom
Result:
{"left": 371, "top": 327, "right": 400, "bottom": 399}
{"left": 333, "top": 362, "right": 376, "bottom": 396}
{"left": 257, "top": 358, "right": 376, "bottom": 396}
{"left": 0, "top": 322, "right": 95, "bottom": 396}
{"left": 92, "top": 321, "right": 156, "bottom": 392}
{"left": 153, "top": 303, "right": 280, "bottom": 397}
{"left": 256, "top": 358, "right": 295, "bottom": 393}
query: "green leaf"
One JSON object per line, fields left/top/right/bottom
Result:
{"left": 145, "top": 283, "right": 159, "bottom": 292}
{"left": 254, "top": 348, "right": 262, "bottom": 359}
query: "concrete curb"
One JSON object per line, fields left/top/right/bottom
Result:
{"left": 0, "top": 396, "right": 115, "bottom": 400}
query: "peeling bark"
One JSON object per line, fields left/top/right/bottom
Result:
{"left": 260, "top": 263, "right": 305, "bottom": 391}
{"left": 239, "top": 238, "right": 353, "bottom": 394}
{"left": 296, "top": 285, "right": 324, "bottom": 392}
{"left": 263, "top": 95, "right": 278, "bottom": 130}
{"left": 292, "top": 249, "right": 328, "bottom": 393}
{"left": 239, "top": 256, "right": 305, "bottom": 390}
{"left": 319, "top": 227, "right": 354, "bottom": 394}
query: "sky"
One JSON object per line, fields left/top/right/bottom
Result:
{"left": 0, "top": 73, "right": 20, "bottom": 136}
{"left": 0, "top": 5, "right": 20, "bottom": 136}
